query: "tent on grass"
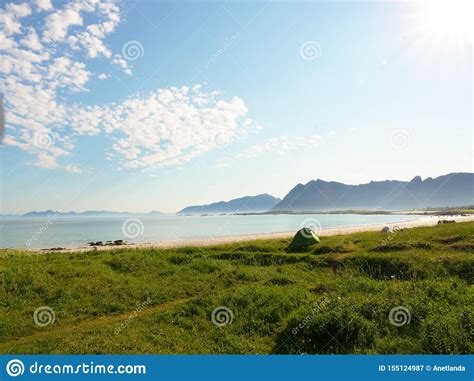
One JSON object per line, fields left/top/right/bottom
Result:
{"left": 286, "top": 228, "right": 320, "bottom": 252}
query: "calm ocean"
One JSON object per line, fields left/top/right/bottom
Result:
{"left": 0, "top": 214, "right": 420, "bottom": 248}
{"left": 0, "top": 214, "right": 423, "bottom": 249}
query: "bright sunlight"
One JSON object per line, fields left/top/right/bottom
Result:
{"left": 419, "top": 0, "right": 474, "bottom": 42}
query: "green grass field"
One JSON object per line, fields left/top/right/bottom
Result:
{"left": 1, "top": 222, "right": 473, "bottom": 354}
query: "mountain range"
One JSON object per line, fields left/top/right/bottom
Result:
{"left": 1, "top": 210, "right": 164, "bottom": 218}
{"left": 271, "top": 172, "right": 473, "bottom": 212}
{"left": 3, "top": 173, "right": 472, "bottom": 217}
{"left": 177, "top": 194, "right": 281, "bottom": 215}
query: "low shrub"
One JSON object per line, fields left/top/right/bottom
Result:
{"left": 276, "top": 302, "right": 375, "bottom": 354}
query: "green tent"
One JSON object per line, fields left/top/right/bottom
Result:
{"left": 286, "top": 228, "right": 320, "bottom": 252}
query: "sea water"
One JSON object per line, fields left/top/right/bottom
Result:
{"left": 0, "top": 214, "right": 423, "bottom": 249}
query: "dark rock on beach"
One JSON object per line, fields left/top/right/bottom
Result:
{"left": 88, "top": 240, "right": 126, "bottom": 247}
{"left": 438, "top": 220, "right": 456, "bottom": 225}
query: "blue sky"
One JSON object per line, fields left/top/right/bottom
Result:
{"left": 0, "top": 0, "right": 472, "bottom": 213}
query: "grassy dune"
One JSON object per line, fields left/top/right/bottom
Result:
{"left": 0, "top": 222, "right": 473, "bottom": 354}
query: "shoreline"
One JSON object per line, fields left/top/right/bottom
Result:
{"left": 23, "top": 214, "right": 474, "bottom": 253}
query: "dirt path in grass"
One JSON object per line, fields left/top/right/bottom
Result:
{"left": 3, "top": 296, "right": 194, "bottom": 350}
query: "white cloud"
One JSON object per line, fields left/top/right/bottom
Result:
{"left": 1, "top": 0, "right": 106, "bottom": 171}
{"left": 3, "top": 133, "right": 79, "bottom": 172}
{"left": 36, "top": 0, "right": 53, "bottom": 11}
{"left": 42, "top": 0, "right": 111, "bottom": 42}
{"left": 35, "top": 152, "right": 81, "bottom": 172}
{"left": 214, "top": 158, "right": 232, "bottom": 168}
{"left": 67, "top": 2, "right": 120, "bottom": 58}
{"left": 211, "top": 134, "right": 321, "bottom": 168}
{"left": 0, "top": 31, "right": 16, "bottom": 49}
{"left": 112, "top": 54, "right": 132, "bottom": 75}
{"left": 20, "top": 27, "right": 42, "bottom": 50}
{"left": 36, "top": 152, "right": 61, "bottom": 169}
{"left": 6, "top": 3, "right": 32, "bottom": 18}
{"left": 46, "top": 57, "right": 91, "bottom": 91}
{"left": 100, "top": 86, "right": 252, "bottom": 169}
{"left": 62, "top": 85, "right": 254, "bottom": 169}
{"left": 0, "top": 55, "right": 13, "bottom": 73}
{"left": 43, "top": 8, "right": 83, "bottom": 42}
{"left": 0, "top": 13, "right": 21, "bottom": 36}
{"left": 0, "top": 2, "right": 32, "bottom": 36}
{"left": 1, "top": 1, "right": 257, "bottom": 174}
{"left": 237, "top": 134, "right": 321, "bottom": 159}
{"left": 0, "top": 54, "right": 42, "bottom": 82}
{"left": 69, "top": 32, "right": 111, "bottom": 58}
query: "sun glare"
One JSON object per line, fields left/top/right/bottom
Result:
{"left": 419, "top": 0, "right": 474, "bottom": 42}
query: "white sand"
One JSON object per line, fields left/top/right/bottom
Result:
{"left": 32, "top": 215, "right": 474, "bottom": 253}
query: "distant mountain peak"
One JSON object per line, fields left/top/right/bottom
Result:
{"left": 272, "top": 172, "right": 473, "bottom": 212}
{"left": 4, "top": 210, "right": 165, "bottom": 218}
{"left": 177, "top": 194, "right": 281, "bottom": 215}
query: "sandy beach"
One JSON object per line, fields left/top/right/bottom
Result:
{"left": 31, "top": 214, "right": 474, "bottom": 253}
